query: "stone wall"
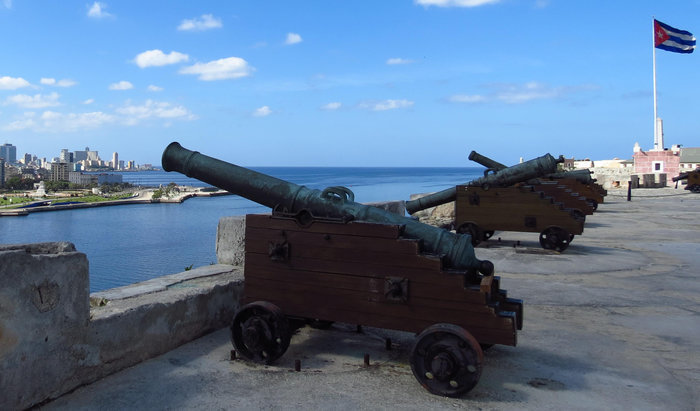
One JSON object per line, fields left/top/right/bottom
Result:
{"left": 0, "top": 242, "right": 243, "bottom": 410}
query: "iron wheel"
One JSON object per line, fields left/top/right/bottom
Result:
{"left": 539, "top": 226, "right": 571, "bottom": 252}
{"left": 410, "top": 323, "right": 483, "bottom": 397}
{"left": 231, "top": 301, "right": 291, "bottom": 364}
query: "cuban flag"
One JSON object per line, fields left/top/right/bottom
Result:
{"left": 654, "top": 19, "right": 695, "bottom": 54}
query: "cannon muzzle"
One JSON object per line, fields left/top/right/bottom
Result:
{"left": 162, "top": 142, "right": 493, "bottom": 275}
{"left": 406, "top": 153, "right": 561, "bottom": 214}
{"left": 468, "top": 151, "right": 507, "bottom": 172}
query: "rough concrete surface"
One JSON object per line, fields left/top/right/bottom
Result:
{"left": 41, "top": 188, "right": 699, "bottom": 410}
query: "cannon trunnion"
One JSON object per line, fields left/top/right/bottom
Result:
{"left": 235, "top": 213, "right": 523, "bottom": 397}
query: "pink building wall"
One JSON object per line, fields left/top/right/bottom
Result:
{"left": 633, "top": 150, "right": 680, "bottom": 177}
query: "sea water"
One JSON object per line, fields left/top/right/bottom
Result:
{"left": 0, "top": 167, "right": 482, "bottom": 292}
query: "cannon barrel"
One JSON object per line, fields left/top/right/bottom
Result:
{"left": 468, "top": 150, "right": 595, "bottom": 184}
{"left": 672, "top": 172, "right": 689, "bottom": 182}
{"left": 405, "top": 153, "right": 561, "bottom": 214}
{"left": 540, "top": 169, "right": 595, "bottom": 184}
{"left": 468, "top": 151, "right": 507, "bottom": 171}
{"left": 162, "top": 142, "right": 493, "bottom": 275}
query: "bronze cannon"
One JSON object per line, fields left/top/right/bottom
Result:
{"left": 405, "top": 153, "right": 562, "bottom": 214}
{"left": 162, "top": 142, "right": 523, "bottom": 397}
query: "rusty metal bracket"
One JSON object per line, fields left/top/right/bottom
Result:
{"left": 384, "top": 277, "right": 409, "bottom": 303}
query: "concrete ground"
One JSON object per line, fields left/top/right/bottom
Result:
{"left": 42, "top": 188, "right": 699, "bottom": 411}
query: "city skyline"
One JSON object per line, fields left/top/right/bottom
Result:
{"left": 0, "top": 141, "right": 142, "bottom": 168}
{"left": 1, "top": 1, "right": 699, "bottom": 167}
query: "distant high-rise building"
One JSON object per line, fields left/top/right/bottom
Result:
{"left": 74, "top": 147, "right": 88, "bottom": 162}
{"left": 1, "top": 143, "right": 17, "bottom": 164}
{"left": 50, "top": 163, "right": 70, "bottom": 181}
{"left": 118, "top": 160, "right": 124, "bottom": 170}
{"left": 0, "top": 158, "right": 5, "bottom": 186}
{"left": 59, "top": 149, "right": 74, "bottom": 163}
{"left": 24, "top": 153, "right": 32, "bottom": 164}
{"left": 112, "top": 152, "right": 119, "bottom": 170}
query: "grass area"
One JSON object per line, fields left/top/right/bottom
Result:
{"left": 0, "top": 196, "right": 34, "bottom": 207}
{"left": 0, "top": 192, "right": 135, "bottom": 209}
{"left": 51, "top": 193, "right": 134, "bottom": 204}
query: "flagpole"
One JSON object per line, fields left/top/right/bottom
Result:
{"left": 652, "top": 17, "right": 658, "bottom": 150}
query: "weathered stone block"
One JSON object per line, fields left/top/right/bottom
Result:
{"left": 0, "top": 242, "right": 89, "bottom": 411}
{"left": 216, "top": 215, "right": 247, "bottom": 266}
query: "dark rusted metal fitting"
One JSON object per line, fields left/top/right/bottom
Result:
{"left": 230, "top": 350, "right": 236, "bottom": 361}
{"left": 385, "top": 338, "right": 392, "bottom": 351}
{"left": 356, "top": 325, "right": 363, "bottom": 333}
{"left": 364, "top": 353, "right": 370, "bottom": 366}
{"left": 294, "top": 359, "right": 301, "bottom": 372}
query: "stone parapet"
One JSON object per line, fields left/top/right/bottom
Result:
{"left": 0, "top": 242, "right": 242, "bottom": 410}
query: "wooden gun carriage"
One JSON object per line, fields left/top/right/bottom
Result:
{"left": 455, "top": 184, "right": 585, "bottom": 252}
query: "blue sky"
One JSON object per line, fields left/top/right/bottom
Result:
{"left": 1, "top": 0, "right": 698, "bottom": 166}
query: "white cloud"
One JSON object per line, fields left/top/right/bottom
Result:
{"left": 447, "top": 82, "right": 595, "bottom": 105}
{"left": 2, "top": 100, "right": 196, "bottom": 132}
{"left": 83, "top": 98, "right": 95, "bottom": 105}
{"left": 41, "top": 78, "right": 77, "bottom": 87}
{"left": 4, "top": 92, "right": 61, "bottom": 109}
{"left": 134, "top": 49, "right": 189, "bottom": 68}
{"left": 147, "top": 85, "right": 163, "bottom": 92}
{"left": 0, "top": 76, "right": 31, "bottom": 90}
{"left": 177, "top": 14, "right": 222, "bottom": 31}
{"left": 494, "top": 81, "right": 559, "bottom": 103}
{"left": 252, "top": 106, "right": 272, "bottom": 117}
{"left": 4, "top": 110, "right": 115, "bottom": 132}
{"left": 179, "top": 57, "right": 253, "bottom": 81}
{"left": 4, "top": 118, "right": 36, "bottom": 131}
{"left": 360, "top": 99, "right": 414, "bottom": 111}
{"left": 386, "top": 58, "right": 414, "bottom": 65}
{"left": 109, "top": 81, "right": 133, "bottom": 90}
{"left": 320, "top": 102, "right": 342, "bottom": 111}
{"left": 87, "top": 2, "right": 113, "bottom": 18}
{"left": 534, "top": 0, "right": 549, "bottom": 8}
{"left": 285, "top": 32, "right": 302, "bottom": 45}
{"left": 116, "top": 100, "right": 196, "bottom": 125}
{"left": 57, "top": 79, "right": 77, "bottom": 87}
{"left": 448, "top": 94, "right": 486, "bottom": 103}
{"left": 415, "top": 0, "right": 500, "bottom": 7}
{"left": 42, "top": 111, "right": 115, "bottom": 131}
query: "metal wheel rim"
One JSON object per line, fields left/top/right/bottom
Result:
{"left": 231, "top": 301, "right": 291, "bottom": 364}
{"left": 539, "top": 226, "right": 570, "bottom": 252}
{"left": 410, "top": 323, "right": 483, "bottom": 397}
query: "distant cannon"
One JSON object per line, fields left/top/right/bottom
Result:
{"left": 468, "top": 150, "right": 596, "bottom": 185}
{"left": 405, "top": 153, "right": 562, "bottom": 214}
{"left": 673, "top": 168, "right": 700, "bottom": 192}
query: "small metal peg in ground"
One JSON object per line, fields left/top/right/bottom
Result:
{"left": 356, "top": 325, "right": 363, "bottom": 333}
{"left": 294, "top": 359, "right": 301, "bottom": 372}
{"left": 627, "top": 181, "right": 632, "bottom": 201}
{"left": 230, "top": 350, "right": 236, "bottom": 361}
{"left": 364, "top": 353, "right": 370, "bottom": 366}
{"left": 385, "top": 338, "right": 392, "bottom": 351}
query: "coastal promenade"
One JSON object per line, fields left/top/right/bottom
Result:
{"left": 0, "top": 186, "right": 229, "bottom": 216}
{"left": 39, "top": 187, "right": 700, "bottom": 410}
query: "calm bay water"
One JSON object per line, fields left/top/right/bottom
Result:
{"left": 1, "top": 167, "right": 482, "bottom": 292}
